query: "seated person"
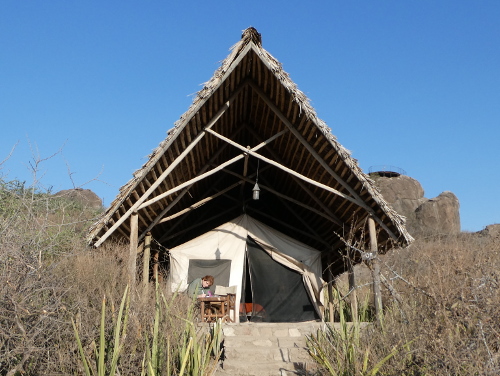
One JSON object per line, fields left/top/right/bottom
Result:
{"left": 187, "top": 275, "right": 214, "bottom": 298}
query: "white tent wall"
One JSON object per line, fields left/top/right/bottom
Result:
{"left": 169, "top": 217, "right": 248, "bottom": 316}
{"left": 168, "top": 214, "right": 324, "bottom": 322}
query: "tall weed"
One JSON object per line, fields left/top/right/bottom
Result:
{"left": 330, "top": 233, "right": 500, "bottom": 375}
{"left": 307, "top": 289, "right": 408, "bottom": 375}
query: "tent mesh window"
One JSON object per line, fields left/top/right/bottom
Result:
{"left": 188, "top": 259, "right": 231, "bottom": 296}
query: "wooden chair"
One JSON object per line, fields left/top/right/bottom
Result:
{"left": 214, "top": 285, "right": 238, "bottom": 323}
{"left": 225, "top": 293, "right": 236, "bottom": 322}
{"left": 239, "top": 302, "right": 267, "bottom": 321}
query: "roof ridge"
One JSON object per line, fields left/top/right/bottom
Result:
{"left": 241, "top": 27, "right": 262, "bottom": 46}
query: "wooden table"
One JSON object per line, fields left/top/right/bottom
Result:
{"left": 198, "top": 295, "right": 229, "bottom": 322}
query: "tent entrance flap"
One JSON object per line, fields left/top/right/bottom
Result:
{"left": 188, "top": 259, "right": 231, "bottom": 294}
{"left": 245, "top": 238, "right": 319, "bottom": 322}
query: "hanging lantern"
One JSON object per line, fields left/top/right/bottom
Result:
{"left": 252, "top": 182, "right": 260, "bottom": 200}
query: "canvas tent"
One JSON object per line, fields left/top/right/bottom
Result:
{"left": 87, "top": 27, "right": 413, "bottom": 322}
{"left": 169, "top": 214, "right": 323, "bottom": 322}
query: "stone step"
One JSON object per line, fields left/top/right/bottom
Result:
{"left": 217, "top": 360, "right": 316, "bottom": 376}
{"left": 211, "top": 321, "right": 369, "bottom": 375}
{"left": 213, "top": 321, "right": 322, "bottom": 375}
{"left": 222, "top": 321, "right": 324, "bottom": 337}
{"left": 223, "top": 334, "right": 307, "bottom": 348}
{"left": 224, "top": 347, "right": 311, "bottom": 362}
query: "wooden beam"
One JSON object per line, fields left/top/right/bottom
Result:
{"left": 246, "top": 125, "right": 343, "bottom": 226}
{"left": 206, "top": 127, "right": 357, "bottom": 204}
{"left": 138, "top": 124, "right": 248, "bottom": 240}
{"left": 348, "top": 260, "right": 358, "bottom": 321}
{"left": 153, "top": 249, "right": 159, "bottom": 283}
{"left": 138, "top": 122, "right": 285, "bottom": 211}
{"left": 327, "top": 253, "right": 335, "bottom": 323}
{"left": 138, "top": 126, "right": 288, "bottom": 231}
{"left": 248, "top": 81, "right": 400, "bottom": 241}
{"left": 94, "top": 83, "right": 245, "bottom": 247}
{"left": 158, "top": 181, "right": 243, "bottom": 224}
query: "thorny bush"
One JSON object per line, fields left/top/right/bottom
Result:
{"left": 329, "top": 232, "right": 500, "bottom": 375}
{"left": 0, "top": 177, "right": 217, "bottom": 375}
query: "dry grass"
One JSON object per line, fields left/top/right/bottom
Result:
{"left": 331, "top": 232, "right": 500, "bottom": 375}
{"left": 389, "top": 233, "right": 499, "bottom": 374}
{"left": 0, "top": 178, "right": 202, "bottom": 375}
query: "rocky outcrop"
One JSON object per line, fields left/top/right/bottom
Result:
{"left": 478, "top": 224, "right": 500, "bottom": 239}
{"left": 54, "top": 188, "right": 103, "bottom": 209}
{"left": 414, "top": 191, "right": 461, "bottom": 236}
{"left": 372, "top": 175, "right": 460, "bottom": 237}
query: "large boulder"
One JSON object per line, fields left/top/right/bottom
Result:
{"left": 54, "top": 188, "right": 103, "bottom": 209}
{"left": 372, "top": 175, "right": 460, "bottom": 237}
{"left": 373, "top": 175, "right": 426, "bottom": 230}
{"left": 414, "top": 191, "right": 461, "bottom": 236}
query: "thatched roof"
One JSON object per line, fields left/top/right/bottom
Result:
{"left": 88, "top": 27, "right": 413, "bottom": 275}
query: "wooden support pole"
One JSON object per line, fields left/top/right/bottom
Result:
{"left": 327, "top": 254, "right": 335, "bottom": 323}
{"left": 142, "top": 232, "right": 151, "bottom": 293}
{"left": 129, "top": 212, "right": 139, "bottom": 288}
{"left": 348, "top": 260, "right": 358, "bottom": 322}
{"left": 153, "top": 249, "right": 159, "bottom": 283}
{"left": 328, "top": 284, "right": 335, "bottom": 323}
{"left": 369, "top": 216, "right": 383, "bottom": 325}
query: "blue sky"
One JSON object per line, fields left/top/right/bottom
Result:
{"left": 1, "top": 1, "right": 499, "bottom": 232}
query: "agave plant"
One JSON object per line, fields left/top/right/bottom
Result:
{"left": 142, "top": 281, "right": 224, "bottom": 376}
{"left": 72, "top": 285, "right": 130, "bottom": 376}
{"left": 306, "top": 289, "right": 409, "bottom": 376}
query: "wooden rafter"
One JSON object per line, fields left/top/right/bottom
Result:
{"left": 94, "top": 82, "right": 247, "bottom": 247}
{"left": 205, "top": 127, "right": 358, "bottom": 205}
{"left": 138, "top": 127, "right": 288, "bottom": 224}
{"left": 137, "top": 124, "right": 248, "bottom": 241}
{"left": 222, "top": 168, "right": 340, "bottom": 226}
{"left": 247, "top": 81, "right": 400, "bottom": 241}
{"left": 157, "top": 181, "right": 243, "bottom": 224}
{"left": 246, "top": 125, "right": 343, "bottom": 226}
